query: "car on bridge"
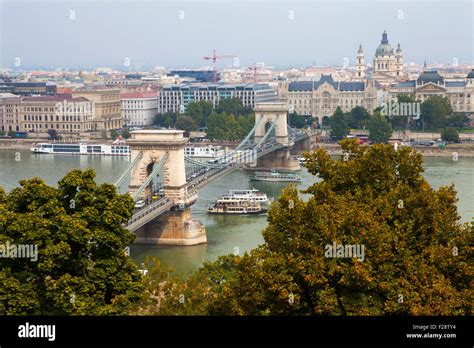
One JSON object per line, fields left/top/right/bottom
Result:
{"left": 134, "top": 200, "right": 146, "bottom": 209}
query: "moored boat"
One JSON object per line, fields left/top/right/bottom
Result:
{"left": 250, "top": 169, "right": 302, "bottom": 182}
{"left": 30, "top": 141, "right": 130, "bottom": 156}
{"left": 208, "top": 199, "right": 267, "bottom": 215}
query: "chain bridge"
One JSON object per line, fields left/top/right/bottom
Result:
{"left": 113, "top": 102, "right": 319, "bottom": 245}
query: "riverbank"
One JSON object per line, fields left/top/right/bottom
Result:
{"left": 3, "top": 138, "right": 474, "bottom": 157}
{"left": 308, "top": 143, "right": 474, "bottom": 157}
{"left": 0, "top": 138, "right": 109, "bottom": 150}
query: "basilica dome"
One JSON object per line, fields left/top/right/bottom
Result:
{"left": 375, "top": 31, "right": 394, "bottom": 56}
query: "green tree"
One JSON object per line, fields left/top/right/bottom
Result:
{"left": 154, "top": 112, "right": 177, "bottom": 128}
{"left": 216, "top": 98, "right": 251, "bottom": 116}
{"left": 396, "top": 94, "right": 418, "bottom": 104}
{"left": 368, "top": 111, "right": 393, "bottom": 143}
{"left": 186, "top": 100, "right": 213, "bottom": 128}
{"left": 446, "top": 113, "right": 470, "bottom": 128}
{"left": 110, "top": 129, "right": 120, "bottom": 139}
{"left": 121, "top": 128, "right": 131, "bottom": 139}
{"left": 288, "top": 112, "right": 306, "bottom": 129}
{"left": 441, "top": 127, "right": 460, "bottom": 142}
{"left": 388, "top": 94, "right": 419, "bottom": 130}
{"left": 206, "top": 112, "right": 254, "bottom": 141}
{"left": 129, "top": 257, "right": 227, "bottom": 315}
{"left": 420, "top": 96, "right": 453, "bottom": 130}
{"left": 175, "top": 115, "right": 197, "bottom": 136}
{"left": 329, "top": 107, "right": 349, "bottom": 140}
{"left": 0, "top": 170, "right": 143, "bottom": 315}
{"left": 184, "top": 140, "right": 472, "bottom": 315}
{"left": 348, "top": 106, "right": 370, "bottom": 129}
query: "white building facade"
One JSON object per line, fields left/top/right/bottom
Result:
{"left": 121, "top": 92, "right": 158, "bottom": 126}
{"left": 277, "top": 75, "right": 378, "bottom": 125}
{"left": 158, "top": 83, "right": 277, "bottom": 114}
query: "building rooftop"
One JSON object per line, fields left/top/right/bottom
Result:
{"left": 162, "top": 82, "right": 272, "bottom": 91}
{"left": 120, "top": 92, "right": 157, "bottom": 99}
{"left": 22, "top": 96, "right": 90, "bottom": 102}
{"left": 288, "top": 75, "right": 366, "bottom": 92}
{"left": 445, "top": 81, "right": 466, "bottom": 87}
{"left": 417, "top": 71, "right": 444, "bottom": 84}
{"left": 392, "top": 81, "right": 416, "bottom": 88}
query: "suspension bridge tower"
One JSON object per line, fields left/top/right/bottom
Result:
{"left": 127, "top": 130, "right": 206, "bottom": 245}
{"left": 251, "top": 102, "right": 300, "bottom": 171}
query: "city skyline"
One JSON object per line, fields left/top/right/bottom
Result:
{"left": 1, "top": 0, "right": 473, "bottom": 70}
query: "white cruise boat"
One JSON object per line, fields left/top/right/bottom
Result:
{"left": 208, "top": 199, "right": 267, "bottom": 215}
{"left": 185, "top": 145, "right": 224, "bottom": 158}
{"left": 31, "top": 142, "right": 131, "bottom": 156}
{"left": 218, "top": 189, "right": 268, "bottom": 203}
{"left": 250, "top": 169, "right": 302, "bottom": 182}
{"left": 297, "top": 156, "right": 307, "bottom": 164}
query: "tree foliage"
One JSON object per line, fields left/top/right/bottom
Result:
{"left": 110, "top": 129, "right": 120, "bottom": 139}
{"left": 329, "top": 107, "right": 349, "bottom": 140}
{"left": 154, "top": 112, "right": 178, "bottom": 128}
{"left": 441, "top": 127, "right": 460, "bottom": 143}
{"left": 216, "top": 98, "right": 252, "bottom": 116}
{"left": 135, "top": 140, "right": 473, "bottom": 315}
{"left": 420, "top": 96, "right": 453, "bottom": 130}
{"left": 288, "top": 112, "right": 307, "bottom": 129}
{"left": 186, "top": 100, "right": 214, "bottom": 129}
{"left": 0, "top": 170, "right": 143, "bottom": 315}
{"left": 368, "top": 111, "right": 393, "bottom": 143}
{"left": 446, "top": 113, "right": 470, "bottom": 128}
{"left": 206, "top": 112, "right": 255, "bottom": 141}
{"left": 175, "top": 115, "right": 197, "bottom": 137}
{"left": 347, "top": 106, "right": 370, "bottom": 129}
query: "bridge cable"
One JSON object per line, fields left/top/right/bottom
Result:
{"left": 132, "top": 153, "right": 168, "bottom": 201}
{"left": 114, "top": 151, "right": 143, "bottom": 188}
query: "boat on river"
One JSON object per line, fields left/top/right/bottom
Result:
{"left": 208, "top": 199, "right": 267, "bottom": 215}
{"left": 250, "top": 169, "right": 302, "bottom": 182}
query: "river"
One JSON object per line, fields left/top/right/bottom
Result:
{"left": 0, "top": 149, "right": 473, "bottom": 274}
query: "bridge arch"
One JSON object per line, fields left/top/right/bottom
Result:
{"left": 127, "top": 130, "right": 195, "bottom": 207}
{"left": 254, "top": 102, "right": 289, "bottom": 146}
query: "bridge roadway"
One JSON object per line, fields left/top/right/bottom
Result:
{"left": 125, "top": 130, "right": 316, "bottom": 231}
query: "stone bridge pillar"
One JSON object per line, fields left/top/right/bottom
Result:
{"left": 127, "top": 130, "right": 205, "bottom": 245}
{"left": 128, "top": 130, "right": 195, "bottom": 206}
{"left": 254, "top": 102, "right": 289, "bottom": 146}
{"left": 250, "top": 102, "right": 300, "bottom": 171}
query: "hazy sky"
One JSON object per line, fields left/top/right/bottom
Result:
{"left": 1, "top": 0, "right": 473, "bottom": 70}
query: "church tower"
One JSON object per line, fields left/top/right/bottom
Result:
{"left": 395, "top": 43, "right": 403, "bottom": 78}
{"left": 356, "top": 44, "right": 366, "bottom": 79}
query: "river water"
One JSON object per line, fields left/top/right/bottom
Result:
{"left": 1, "top": 149, "right": 473, "bottom": 274}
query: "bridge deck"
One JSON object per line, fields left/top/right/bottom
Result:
{"left": 127, "top": 197, "right": 175, "bottom": 232}
{"left": 125, "top": 131, "right": 318, "bottom": 230}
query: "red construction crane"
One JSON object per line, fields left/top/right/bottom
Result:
{"left": 203, "top": 49, "right": 237, "bottom": 82}
{"left": 250, "top": 64, "right": 258, "bottom": 83}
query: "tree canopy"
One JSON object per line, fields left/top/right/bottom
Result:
{"left": 175, "top": 115, "right": 197, "bottom": 136}
{"left": 0, "top": 170, "right": 143, "bottom": 315}
{"left": 368, "top": 111, "right": 393, "bottom": 143}
{"left": 288, "top": 112, "right": 307, "bottom": 129}
{"left": 329, "top": 107, "right": 349, "bottom": 140}
{"left": 441, "top": 127, "right": 460, "bottom": 142}
{"left": 133, "top": 140, "right": 473, "bottom": 315}
{"left": 347, "top": 106, "right": 370, "bottom": 129}
{"left": 186, "top": 100, "right": 214, "bottom": 129}
{"left": 420, "top": 96, "right": 453, "bottom": 130}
